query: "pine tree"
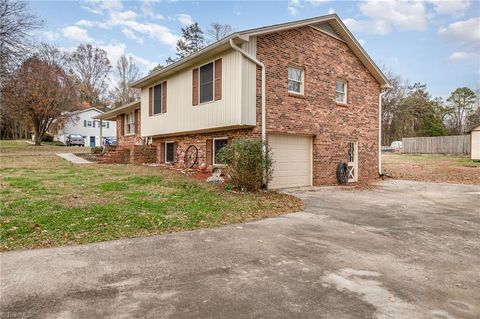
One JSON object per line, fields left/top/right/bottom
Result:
{"left": 166, "top": 22, "right": 205, "bottom": 64}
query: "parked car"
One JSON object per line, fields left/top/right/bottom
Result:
{"left": 390, "top": 141, "right": 402, "bottom": 150}
{"left": 103, "top": 137, "right": 117, "bottom": 146}
{"left": 66, "top": 134, "right": 85, "bottom": 147}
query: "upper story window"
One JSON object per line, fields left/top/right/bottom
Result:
{"left": 125, "top": 112, "right": 135, "bottom": 135}
{"left": 288, "top": 66, "right": 304, "bottom": 94}
{"left": 200, "top": 62, "right": 214, "bottom": 103}
{"left": 153, "top": 83, "right": 163, "bottom": 115}
{"left": 335, "top": 79, "right": 347, "bottom": 104}
{"left": 87, "top": 120, "right": 92, "bottom": 127}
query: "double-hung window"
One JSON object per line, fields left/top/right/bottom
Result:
{"left": 213, "top": 138, "right": 228, "bottom": 164}
{"left": 335, "top": 79, "right": 347, "bottom": 104}
{"left": 125, "top": 112, "right": 135, "bottom": 135}
{"left": 288, "top": 66, "right": 304, "bottom": 94}
{"left": 165, "top": 142, "right": 175, "bottom": 163}
{"left": 153, "top": 83, "right": 162, "bottom": 115}
{"left": 199, "top": 62, "right": 214, "bottom": 103}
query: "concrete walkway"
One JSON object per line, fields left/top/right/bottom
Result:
{"left": 56, "top": 153, "right": 92, "bottom": 164}
{"left": 1, "top": 180, "right": 479, "bottom": 319}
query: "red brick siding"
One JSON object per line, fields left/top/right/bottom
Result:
{"left": 152, "top": 128, "right": 259, "bottom": 169}
{"left": 256, "top": 26, "right": 380, "bottom": 184}
{"left": 116, "top": 108, "right": 142, "bottom": 147}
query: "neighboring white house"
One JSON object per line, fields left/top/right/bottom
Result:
{"left": 469, "top": 124, "right": 480, "bottom": 161}
{"left": 54, "top": 108, "right": 116, "bottom": 147}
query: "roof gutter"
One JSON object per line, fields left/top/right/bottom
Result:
{"left": 229, "top": 38, "right": 268, "bottom": 188}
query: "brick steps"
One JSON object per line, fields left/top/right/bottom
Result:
{"left": 97, "top": 147, "right": 132, "bottom": 164}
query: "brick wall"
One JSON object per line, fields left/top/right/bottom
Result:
{"left": 152, "top": 128, "right": 259, "bottom": 169}
{"left": 257, "top": 26, "right": 381, "bottom": 184}
{"left": 116, "top": 108, "right": 142, "bottom": 147}
{"left": 146, "top": 26, "right": 381, "bottom": 185}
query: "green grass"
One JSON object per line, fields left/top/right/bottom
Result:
{"left": 0, "top": 140, "right": 302, "bottom": 251}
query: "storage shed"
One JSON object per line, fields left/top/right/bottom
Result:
{"left": 469, "top": 124, "right": 480, "bottom": 161}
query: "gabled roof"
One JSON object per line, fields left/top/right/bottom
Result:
{"left": 68, "top": 107, "right": 104, "bottom": 116}
{"left": 132, "top": 14, "right": 391, "bottom": 89}
{"left": 93, "top": 100, "right": 140, "bottom": 121}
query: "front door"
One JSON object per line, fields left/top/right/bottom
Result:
{"left": 90, "top": 136, "right": 96, "bottom": 147}
{"left": 347, "top": 140, "right": 358, "bottom": 183}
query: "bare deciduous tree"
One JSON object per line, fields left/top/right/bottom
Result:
{"left": 206, "top": 22, "right": 233, "bottom": 42}
{"left": 69, "top": 44, "right": 112, "bottom": 110}
{"left": 445, "top": 87, "right": 477, "bottom": 134}
{"left": 110, "top": 55, "right": 140, "bottom": 108}
{"left": 0, "top": 0, "right": 43, "bottom": 82}
{"left": 2, "top": 55, "right": 78, "bottom": 145}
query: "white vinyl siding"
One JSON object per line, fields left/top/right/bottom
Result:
{"left": 269, "top": 134, "right": 312, "bottom": 189}
{"left": 141, "top": 48, "right": 256, "bottom": 137}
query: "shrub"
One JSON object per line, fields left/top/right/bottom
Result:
{"left": 52, "top": 141, "right": 65, "bottom": 146}
{"left": 217, "top": 139, "right": 274, "bottom": 191}
{"left": 91, "top": 146, "right": 104, "bottom": 154}
{"left": 42, "top": 133, "right": 54, "bottom": 142}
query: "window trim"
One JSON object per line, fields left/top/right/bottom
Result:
{"left": 125, "top": 111, "right": 135, "bottom": 136}
{"left": 212, "top": 137, "right": 228, "bottom": 165}
{"left": 288, "top": 66, "right": 304, "bottom": 95}
{"left": 165, "top": 141, "right": 175, "bottom": 163}
{"left": 198, "top": 60, "right": 216, "bottom": 105}
{"left": 335, "top": 79, "right": 348, "bottom": 104}
{"left": 151, "top": 82, "right": 163, "bottom": 116}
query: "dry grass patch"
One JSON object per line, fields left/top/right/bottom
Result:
{"left": 382, "top": 153, "right": 480, "bottom": 184}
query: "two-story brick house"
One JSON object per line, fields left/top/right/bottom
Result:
{"left": 105, "top": 15, "right": 390, "bottom": 188}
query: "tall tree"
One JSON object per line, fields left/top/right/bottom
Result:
{"left": 445, "top": 87, "right": 477, "bottom": 134}
{"left": 69, "top": 44, "right": 112, "bottom": 110}
{"left": 2, "top": 56, "right": 77, "bottom": 145}
{"left": 149, "top": 63, "right": 164, "bottom": 74}
{"left": 0, "top": 0, "right": 43, "bottom": 83}
{"left": 110, "top": 55, "right": 140, "bottom": 108}
{"left": 206, "top": 22, "right": 233, "bottom": 42}
{"left": 166, "top": 22, "right": 205, "bottom": 64}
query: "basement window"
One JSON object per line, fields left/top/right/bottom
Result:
{"left": 288, "top": 66, "right": 304, "bottom": 94}
{"left": 165, "top": 142, "right": 175, "bottom": 163}
{"left": 213, "top": 138, "right": 228, "bottom": 164}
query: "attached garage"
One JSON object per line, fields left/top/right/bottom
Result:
{"left": 268, "top": 134, "right": 312, "bottom": 189}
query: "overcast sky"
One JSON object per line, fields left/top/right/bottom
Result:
{"left": 31, "top": 0, "right": 480, "bottom": 99}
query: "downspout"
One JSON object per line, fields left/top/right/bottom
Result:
{"left": 229, "top": 38, "right": 267, "bottom": 187}
{"left": 378, "top": 88, "right": 388, "bottom": 176}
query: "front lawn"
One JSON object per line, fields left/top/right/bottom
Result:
{"left": 0, "top": 140, "right": 302, "bottom": 251}
{"left": 382, "top": 153, "right": 480, "bottom": 184}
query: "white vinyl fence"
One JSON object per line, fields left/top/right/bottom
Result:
{"left": 402, "top": 135, "right": 470, "bottom": 154}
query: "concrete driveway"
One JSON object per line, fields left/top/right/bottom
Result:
{"left": 1, "top": 180, "right": 479, "bottom": 319}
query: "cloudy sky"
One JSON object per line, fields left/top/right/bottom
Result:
{"left": 32, "top": 0, "right": 479, "bottom": 99}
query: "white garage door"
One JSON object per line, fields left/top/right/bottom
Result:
{"left": 269, "top": 134, "right": 312, "bottom": 189}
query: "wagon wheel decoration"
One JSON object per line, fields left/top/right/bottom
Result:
{"left": 184, "top": 145, "right": 198, "bottom": 168}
